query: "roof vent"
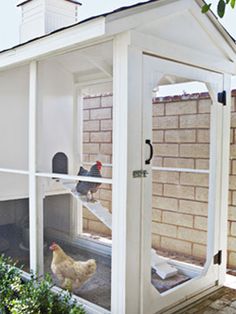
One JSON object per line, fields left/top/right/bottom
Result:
{"left": 17, "top": 0, "right": 82, "bottom": 43}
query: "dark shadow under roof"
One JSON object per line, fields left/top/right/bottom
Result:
{"left": 2, "top": 0, "right": 236, "bottom": 56}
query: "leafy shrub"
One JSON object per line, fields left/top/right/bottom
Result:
{"left": 0, "top": 255, "right": 86, "bottom": 314}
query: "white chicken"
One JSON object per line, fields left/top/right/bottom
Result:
{"left": 50, "top": 242, "right": 96, "bottom": 291}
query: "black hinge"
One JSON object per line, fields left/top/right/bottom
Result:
{"left": 217, "top": 91, "right": 226, "bottom": 106}
{"left": 214, "top": 250, "right": 222, "bottom": 265}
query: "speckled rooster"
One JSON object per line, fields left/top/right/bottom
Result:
{"left": 76, "top": 161, "right": 102, "bottom": 202}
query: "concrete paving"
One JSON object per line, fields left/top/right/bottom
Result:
{"left": 174, "top": 285, "right": 236, "bottom": 313}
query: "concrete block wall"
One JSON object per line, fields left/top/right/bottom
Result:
{"left": 151, "top": 94, "right": 211, "bottom": 262}
{"left": 82, "top": 95, "right": 113, "bottom": 236}
{"left": 82, "top": 91, "right": 236, "bottom": 267}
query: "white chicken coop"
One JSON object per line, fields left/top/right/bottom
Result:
{"left": 0, "top": 0, "right": 235, "bottom": 313}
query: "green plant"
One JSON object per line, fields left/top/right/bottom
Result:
{"left": 0, "top": 255, "right": 86, "bottom": 314}
{"left": 202, "top": 0, "right": 235, "bottom": 18}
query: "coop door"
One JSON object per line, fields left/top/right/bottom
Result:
{"left": 141, "top": 55, "right": 226, "bottom": 313}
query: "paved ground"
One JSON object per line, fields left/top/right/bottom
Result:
{"left": 174, "top": 286, "right": 236, "bottom": 313}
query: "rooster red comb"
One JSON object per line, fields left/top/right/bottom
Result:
{"left": 96, "top": 161, "right": 102, "bottom": 168}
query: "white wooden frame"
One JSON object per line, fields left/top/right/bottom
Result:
{"left": 71, "top": 78, "right": 113, "bottom": 238}
{"left": 0, "top": 4, "right": 233, "bottom": 310}
{"left": 139, "top": 54, "right": 231, "bottom": 314}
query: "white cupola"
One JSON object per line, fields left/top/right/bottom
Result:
{"left": 17, "top": 0, "right": 82, "bottom": 43}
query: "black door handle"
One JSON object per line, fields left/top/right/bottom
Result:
{"left": 145, "top": 139, "right": 153, "bottom": 165}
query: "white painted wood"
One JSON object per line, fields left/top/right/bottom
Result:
{"left": 74, "top": 77, "right": 112, "bottom": 88}
{"left": 112, "top": 33, "right": 143, "bottom": 314}
{"left": 29, "top": 61, "right": 38, "bottom": 273}
{"left": 218, "top": 74, "right": 232, "bottom": 285}
{"left": 71, "top": 86, "right": 83, "bottom": 236}
{"left": 0, "top": 168, "right": 29, "bottom": 175}
{"left": 36, "top": 177, "right": 45, "bottom": 276}
{"left": 83, "top": 162, "right": 112, "bottom": 168}
{"left": 0, "top": 18, "right": 106, "bottom": 71}
{"left": 106, "top": 0, "right": 190, "bottom": 37}
{"left": 37, "top": 59, "right": 74, "bottom": 174}
{"left": 80, "top": 53, "right": 113, "bottom": 78}
{"left": 152, "top": 167, "right": 209, "bottom": 174}
{"left": 141, "top": 58, "right": 162, "bottom": 314}
{"left": 35, "top": 172, "right": 112, "bottom": 184}
{"left": 62, "top": 180, "right": 112, "bottom": 229}
{"left": 130, "top": 31, "right": 236, "bottom": 75}
{"left": 0, "top": 0, "right": 234, "bottom": 77}
{"left": 141, "top": 54, "right": 227, "bottom": 314}
{"left": 203, "top": 83, "right": 223, "bottom": 275}
{"left": 19, "top": 0, "right": 80, "bottom": 43}
{"left": 81, "top": 164, "right": 209, "bottom": 174}
{"left": 190, "top": 1, "right": 236, "bottom": 63}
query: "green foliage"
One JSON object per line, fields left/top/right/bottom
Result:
{"left": 201, "top": 3, "right": 212, "bottom": 13}
{"left": 202, "top": 0, "right": 235, "bottom": 18}
{"left": 217, "top": 0, "right": 226, "bottom": 18}
{"left": 231, "top": 0, "right": 236, "bottom": 8}
{"left": 0, "top": 255, "right": 86, "bottom": 314}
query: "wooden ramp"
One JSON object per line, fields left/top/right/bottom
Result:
{"left": 61, "top": 180, "right": 178, "bottom": 280}
{"left": 61, "top": 180, "right": 112, "bottom": 230}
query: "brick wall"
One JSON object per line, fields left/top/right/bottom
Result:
{"left": 82, "top": 91, "right": 236, "bottom": 268}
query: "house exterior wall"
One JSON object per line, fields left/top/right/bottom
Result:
{"left": 82, "top": 91, "right": 236, "bottom": 268}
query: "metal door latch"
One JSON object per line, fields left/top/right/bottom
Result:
{"left": 213, "top": 250, "right": 222, "bottom": 265}
{"left": 133, "top": 170, "right": 148, "bottom": 178}
{"left": 218, "top": 91, "right": 226, "bottom": 106}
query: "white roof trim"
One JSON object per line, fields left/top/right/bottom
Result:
{"left": 0, "top": 0, "right": 234, "bottom": 72}
{"left": 0, "top": 17, "right": 106, "bottom": 70}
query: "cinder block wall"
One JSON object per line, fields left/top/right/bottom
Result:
{"left": 151, "top": 94, "right": 211, "bottom": 263}
{"left": 82, "top": 95, "right": 113, "bottom": 236}
{"left": 82, "top": 91, "right": 236, "bottom": 268}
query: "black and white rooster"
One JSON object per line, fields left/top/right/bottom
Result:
{"left": 76, "top": 161, "right": 102, "bottom": 202}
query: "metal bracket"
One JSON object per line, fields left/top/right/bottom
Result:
{"left": 133, "top": 170, "right": 148, "bottom": 178}
{"left": 217, "top": 91, "right": 226, "bottom": 106}
{"left": 213, "top": 250, "right": 222, "bottom": 265}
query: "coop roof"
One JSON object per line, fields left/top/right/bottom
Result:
{"left": 1, "top": 0, "right": 236, "bottom": 74}
{"left": 17, "top": 0, "right": 82, "bottom": 6}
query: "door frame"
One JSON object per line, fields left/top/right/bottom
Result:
{"left": 140, "top": 54, "right": 230, "bottom": 314}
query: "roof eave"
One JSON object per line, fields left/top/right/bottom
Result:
{"left": 195, "top": 0, "right": 236, "bottom": 53}
{"left": 17, "top": 0, "right": 82, "bottom": 7}
{"left": 0, "top": 17, "right": 106, "bottom": 71}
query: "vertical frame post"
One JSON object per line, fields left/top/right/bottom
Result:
{"left": 112, "top": 33, "right": 143, "bottom": 314}
{"left": 71, "top": 86, "right": 83, "bottom": 237}
{"left": 218, "top": 74, "right": 231, "bottom": 284}
{"left": 204, "top": 85, "right": 223, "bottom": 272}
{"left": 29, "top": 60, "right": 43, "bottom": 276}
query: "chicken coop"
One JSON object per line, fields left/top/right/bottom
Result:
{"left": 0, "top": 0, "right": 235, "bottom": 313}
